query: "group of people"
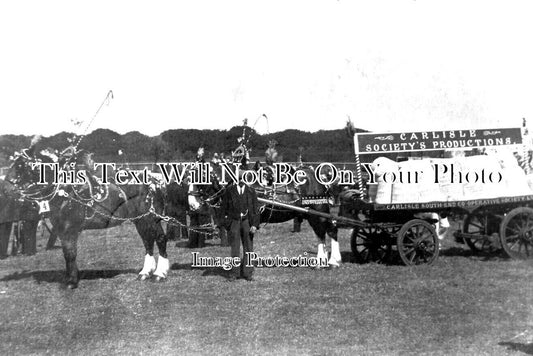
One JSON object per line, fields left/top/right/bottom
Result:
{"left": 0, "top": 136, "right": 60, "bottom": 259}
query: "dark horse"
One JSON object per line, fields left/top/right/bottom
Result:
{"left": 190, "top": 163, "right": 341, "bottom": 267}
{"left": 5, "top": 149, "right": 172, "bottom": 288}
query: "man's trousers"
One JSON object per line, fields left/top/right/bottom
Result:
{"left": 229, "top": 219, "right": 253, "bottom": 279}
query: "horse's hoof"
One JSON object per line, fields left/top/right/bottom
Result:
{"left": 138, "top": 274, "right": 150, "bottom": 281}
{"left": 152, "top": 275, "right": 166, "bottom": 282}
{"left": 66, "top": 282, "right": 78, "bottom": 289}
{"left": 313, "top": 258, "right": 329, "bottom": 269}
{"left": 327, "top": 259, "right": 341, "bottom": 269}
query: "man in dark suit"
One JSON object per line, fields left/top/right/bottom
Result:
{"left": 221, "top": 178, "right": 260, "bottom": 281}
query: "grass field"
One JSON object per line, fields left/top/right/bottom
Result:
{"left": 1, "top": 219, "right": 532, "bottom": 355}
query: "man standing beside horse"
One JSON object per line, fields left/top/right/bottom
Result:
{"left": 221, "top": 176, "right": 260, "bottom": 281}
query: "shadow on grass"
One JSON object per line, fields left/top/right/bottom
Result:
{"left": 439, "top": 246, "right": 474, "bottom": 257}
{"left": 341, "top": 251, "right": 355, "bottom": 263}
{"left": 44, "top": 245, "right": 62, "bottom": 251}
{"left": 200, "top": 268, "right": 232, "bottom": 278}
{"left": 171, "top": 262, "right": 192, "bottom": 270}
{"left": 439, "top": 246, "right": 508, "bottom": 261}
{"left": 498, "top": 341, "right": 533, "bottom": 355}
{"left": 337, "top": 246, "right": 506, "bottom": 266}
{"left": 174, "top": 240, "right": 219, "bottom": 249}
{"left": 276, "top": 245, "right": 505, "bottom": 266}
{"left": 0, "top": 268, "right": 138, "bottom": 284}
{"left": 170, "top": 261, "right": 232, "bottom": 279}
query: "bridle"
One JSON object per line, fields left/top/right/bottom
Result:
{"left": 188, "top": 172, "right": 226, "bottom": 210}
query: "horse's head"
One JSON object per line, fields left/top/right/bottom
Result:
{"left": 58, "top": 147, "right": 94, "bottom": 172}
{"left": 293, "top": 167, "right": 320, "bottom": 194}
{"left": 295, "top": 166, "right": 339, "bottom": 205}
{"left": 187, "top": 182, "right": 202, "bottom": 211}
{"left": 77, "top": 151, "right": 95, "bottom": 171}
{"left": 187, "top": 168, "right": 224, "bottom": 212}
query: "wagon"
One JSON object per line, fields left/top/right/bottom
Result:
{"left": 262, "top": 126, "right": 533, "bottom": 266}
{"left": 341, "top": 194, "right": 533, "bottom": 266}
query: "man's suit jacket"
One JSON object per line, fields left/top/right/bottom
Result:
{"left": 222, "top": 184, "right": 260, "bottom": 229}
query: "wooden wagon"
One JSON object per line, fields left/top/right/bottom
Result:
{"left": 260, "top": 126, "right": 533, "bottom": 266}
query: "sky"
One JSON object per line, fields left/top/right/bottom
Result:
{"left": 0, "top": 0, "right": 532, "bottom": 137}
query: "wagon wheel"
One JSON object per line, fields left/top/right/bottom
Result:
{"left": 397, "top": 219, "right": 439, "bottom": 266}
{"left": 350, "top": 226, "right": 391, "bottom": 264}
{"left": 462, "top": 210, "right": 502, "bottom": 254}
{"left": 499, "top": 207, "right": 533, "bottom": 259}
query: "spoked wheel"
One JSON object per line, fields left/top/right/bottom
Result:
{"left": 499, "top": 207, "right": 533, "bottom": 259}
{"left": 462, "top": 210, "right": 502, "bottom": 254}
{"left": 397, "top": 219, "right": 439, "bottom": 266}
{"left": 350, "top": 226, "right": 391, "bottom": 264}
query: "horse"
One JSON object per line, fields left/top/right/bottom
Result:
{"left": 5, "top": 149, "right": 173, "bottom": 288}
{"left": 147, "top": 167, "right": 222, "bottom": 248}
{"left": 184, "top": 166, "right": 227, "bottom": 247}
{"left": 189, "top": 163, "right": 342, "bottom": 267}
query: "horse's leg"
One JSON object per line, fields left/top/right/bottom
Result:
{"left": 12, "top": 222, "right": 20, "bottom": 256}
{"left": 219, "top": 227, "right": 229, "bottom": 247}
{"left": 327, "top": 223, "right": 341, "bottom": 267}
{"left": 45, "top": 201, "right": 83, "bottom": 288}
{"left": 134, "top": 217, "right": 167, "bottom": 281}
{"left": 189, "top": 212, "right": 200, "bottom": 248}
{"left": 46, "top": 225, "right": 59, "bottom": 250}
{"left": 0, "top": 222, "right": 11, "bottom": 259}
{"left": 196, "top": 210, "right": 210, "bottom": 248}
{"left": 178, "top": 210, "right": 188, "bottom": 241}
{"left": 165, "top": 205, "right": 187, "bottom": 241}
{"left": 210, "top": 206, "right": 222, "bottom": 240}
{"left": 60, "top": 230, "right": 80, "bottom": 289}
{"left": 292, "top": 216, "right": 303, "bottom": 233}
{"left": 21, "top": 220, "right": 38, "bottom": 256}
{"left": 134, "top": 219, "right": 156, "bottom": 281}
{"left": 213, "top": 208, "right": 229, "bottom": 246}
{"left": 307, "top": 217, "right": 328, "bottom": 268}
{"left": 152, "top": 218, "right": 169, "bottom": 282}
{"left": 178, "top": 209, "right": 188, "bottom": 239}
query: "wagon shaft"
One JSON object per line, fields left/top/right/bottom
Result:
{"left": 257, "top": 197, "right": 364, "bottom": 227}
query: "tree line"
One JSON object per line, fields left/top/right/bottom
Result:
{"left": 0, "top": 125, "right": 368, "bottom": 167}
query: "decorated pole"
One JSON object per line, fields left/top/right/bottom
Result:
{"left": 74, "top": 90, "right": 114, "bottom": 152}
{"left": 353, "top": 134, "right": 365, "bottom": 200}
{"left": 522, "top": 118, "right": 530, "bottom": 174}
{"left": 242, "top": 118, "right": 248, "bottom": 139}
{"left": 354, "top": 154, "right": 364, "bottom": 200}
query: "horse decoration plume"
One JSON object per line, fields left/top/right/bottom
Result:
{"left": 265, "top": 140, "right": 279, "bottom": 166}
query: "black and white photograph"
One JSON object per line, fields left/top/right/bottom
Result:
{"left": 1, "top": 1, "right": 532, "bottom": 355}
